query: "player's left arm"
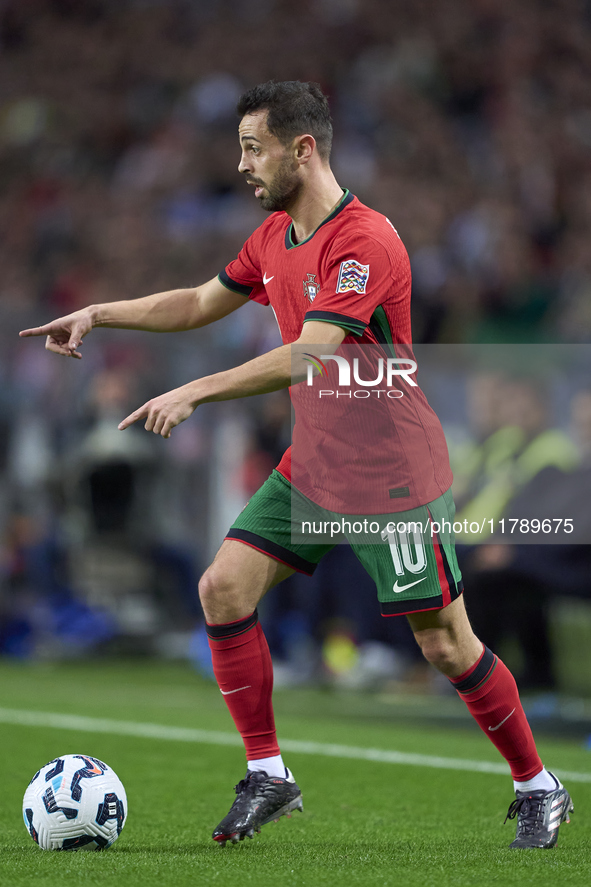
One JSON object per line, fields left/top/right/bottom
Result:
{"left": 118, "top": 321, "right": 345, "bottom": 438}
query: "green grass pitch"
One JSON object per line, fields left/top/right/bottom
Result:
{"left": 0, "top": 659, "right": 589, "bottom": 887}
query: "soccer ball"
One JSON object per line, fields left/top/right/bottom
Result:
{"left": 23, "top": 754, "right": 127, "bottom": 851}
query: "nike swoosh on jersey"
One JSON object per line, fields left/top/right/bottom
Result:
{"left": 220, "top": 685, "right": 252, "bottom": 696}
{"left": 392, "top": 577, "right": 427, "bottom": 593}
{"left": 488, "top": 708, "right": 516, "bottom": 731}
{"left": 263, "top": 273, "right": 274, "bottom": 284}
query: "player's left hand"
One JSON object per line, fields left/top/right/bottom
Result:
{"left": 118, "top": 385, "right": 197, "bottom": 438}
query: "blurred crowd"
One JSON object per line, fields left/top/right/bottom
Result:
{"left": 1, "top": 0, "right": 591, "bottom": 689}
{"left": 448, "top": 370, "right": 591, "bottom": 692}
{"left": 2, "top": 0, "right": 591, "bottom": 341}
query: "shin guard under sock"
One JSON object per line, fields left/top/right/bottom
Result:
{"left": 449, "top": 646, "right": 543, "bottom": 781}
{"left": 206, "top": 610, "right": 280, "bottom": 760}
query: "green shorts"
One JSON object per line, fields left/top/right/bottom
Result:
{"left": 226, "top": 470, "right": 463, "bottom": 616}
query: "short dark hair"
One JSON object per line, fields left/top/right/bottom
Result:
{"left": 237, "top": 80, "right": 333, "bottom": 161}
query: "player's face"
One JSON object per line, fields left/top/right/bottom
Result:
{"left": 238, "top": 111, "right": 302, "bottom": 213}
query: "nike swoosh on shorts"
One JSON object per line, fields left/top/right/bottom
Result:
{"left": 392, "top": 577, "right": 427, "bottom": 593}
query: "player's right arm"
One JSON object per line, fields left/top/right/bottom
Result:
{"left": 18, "top": 276, "right": 246, "bottom": 359}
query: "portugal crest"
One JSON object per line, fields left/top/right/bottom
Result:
{"left": 303, "top": 272, "right": 319, "bottom": 303}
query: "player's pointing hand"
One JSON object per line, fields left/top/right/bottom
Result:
{"left": 19, "top": 308, "right": 95, "bottom": 359}
{"left": 118, "top": 385, "right": 198, "bottom": 438}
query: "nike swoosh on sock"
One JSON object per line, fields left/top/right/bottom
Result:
{"left": 488, "top": 707, "right": 516, "bottom": 731}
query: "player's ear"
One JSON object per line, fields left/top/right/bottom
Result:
{"left": 294, "top": 134, "right": 316, "bottom": 165}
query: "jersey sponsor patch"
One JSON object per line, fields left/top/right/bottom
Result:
{"left": 336, "top": 259, "right": 370, "bottom": 294}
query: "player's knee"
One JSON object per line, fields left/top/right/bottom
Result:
{"left": 199, "top": 563, "right": 231, "bottom": 602}
{"left": 415, "top": 631, "right": 458, "bottom": 674}
{"left": 198, "top": 564, "right": 248, "bottom": 624}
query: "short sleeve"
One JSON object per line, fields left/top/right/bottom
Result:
{"left": 219, "top": 233, "right": 269, "bottom": 306}
{"left": 304, "top": 233, "right": 406, "bottom": 336}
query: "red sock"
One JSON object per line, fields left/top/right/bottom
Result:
{"left": 206, "top": 610, "right": 280, "bottom": 760}
{"left": 449, "top": 646, "right": 543, "bottom": 781}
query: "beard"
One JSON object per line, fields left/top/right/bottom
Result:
{"left": 253, "top": 156, "right": 303, "bottom": 213}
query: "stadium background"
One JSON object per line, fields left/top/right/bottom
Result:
{"left": 1, "top": 0, "right": 591, "bottom": 699}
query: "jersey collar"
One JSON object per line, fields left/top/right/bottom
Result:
{"left": 284, "top": 189, "right": 354, "bottom": 250}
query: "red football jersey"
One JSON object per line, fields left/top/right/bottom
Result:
{"left": 220, "top": 191, "right": 452, "bottom": 513}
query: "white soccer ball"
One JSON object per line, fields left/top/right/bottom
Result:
{"left": 23, "top": 754, "right": 127, "bottom": 851}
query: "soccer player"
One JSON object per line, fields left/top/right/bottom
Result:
{"left": 20, "top": 81, "right": 572, "bottom": 850}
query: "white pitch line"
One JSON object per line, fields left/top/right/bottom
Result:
{"left": 1, "top": 706, "right": 590, "bottom": 784}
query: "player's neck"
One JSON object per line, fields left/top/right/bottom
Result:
{"left": 288, "top": 171, "right": 345, "bottom": 244}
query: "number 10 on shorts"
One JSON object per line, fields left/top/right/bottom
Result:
{"left": 381, "top": 524, "right": 427, "bottom": 576}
